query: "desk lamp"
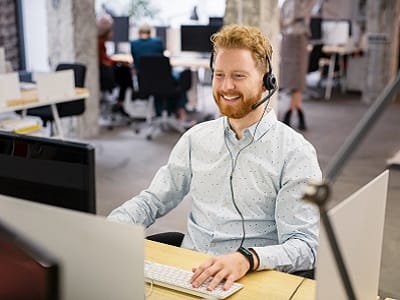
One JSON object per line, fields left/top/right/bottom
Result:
{"left": 303, "top": 71, "right": 400, "bottom": 300}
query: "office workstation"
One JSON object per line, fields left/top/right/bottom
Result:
{"left": 0, "top": 168, "right": 393, "bottom": 299}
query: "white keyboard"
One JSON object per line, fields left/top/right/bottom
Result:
{"left": 144, "top": 260, "right": 243, "bottom": 299}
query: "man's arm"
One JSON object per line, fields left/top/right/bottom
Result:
{"left": 108, "top": 134, "right": 192, "bottom": 226}
{"left": 252, "top": 142, "right": 321, "bottom": 272}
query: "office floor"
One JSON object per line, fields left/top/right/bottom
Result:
{"left": 86, "top": 84, "right": 400, "bottom": 299}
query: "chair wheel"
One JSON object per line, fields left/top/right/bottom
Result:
{"left": 146, "top": 135, "right": 152, "bottom": 140}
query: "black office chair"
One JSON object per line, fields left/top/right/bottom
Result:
{"left": 146, "top": 232, "right": 185, "bottom": 248}
{"left": 137, "top": 55, "right": 188, "bottom": 140}
{"left": 26, "top": 63, "right": 87, "bottom": 133}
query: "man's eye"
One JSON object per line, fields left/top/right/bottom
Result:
{"left": 214, "top": 73, "right": 224, "bottom": 78}
{"left": 233, "top": 74, "right": 245, "bottom": 79}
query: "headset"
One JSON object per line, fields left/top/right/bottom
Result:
{"left": 209, "top": 52, "right": 278, "bottom": 110}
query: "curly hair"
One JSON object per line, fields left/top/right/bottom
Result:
{"left": 210, "top": 24, "right": 273, "bottom": 74}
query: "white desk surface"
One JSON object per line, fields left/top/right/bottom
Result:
{"left": 0, "top": 87, "right": 89, "bottom": 114}
{"left": 170, "top": 56, "right": 210, "bottom": 69}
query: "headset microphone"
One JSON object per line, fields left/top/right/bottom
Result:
{"left": 251, "top": 84, "right": 277, "bottom": 110}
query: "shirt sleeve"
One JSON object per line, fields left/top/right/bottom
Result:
{"left": 252, "top": 142, "right": 322, "bottom": 272}
{"left": 107, "top": 134, "right": 192, "bottom": 227}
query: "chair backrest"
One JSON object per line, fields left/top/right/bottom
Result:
{"left": 178, "top": 68, "right": 192, "bottom": 92}
{"left": 137, "top": 56, "right": 177, "bottom": 97}
{"left": 56, "top": 63, "right": 86, "bottom": 88}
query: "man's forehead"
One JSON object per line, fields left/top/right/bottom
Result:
{"left": 214, "top": 48, "right": 258, "bottom": 71}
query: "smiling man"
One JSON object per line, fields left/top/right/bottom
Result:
{"left": 108, "top": 24, "right": 322, "bottom": 291}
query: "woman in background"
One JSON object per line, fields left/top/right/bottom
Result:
{"left": 97, "top": 14, "right": 133, "bottom": 116}
{"left": 280, "top": 0, "right": 317, "bottom": 130}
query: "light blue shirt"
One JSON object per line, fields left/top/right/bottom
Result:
{"left": 108, "top": 110, "right": 322, "bottom": 272}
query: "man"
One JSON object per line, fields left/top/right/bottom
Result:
{"left": 130, "top": 23, "right": 164, "bottom": 71}
{"left": 109, "top": 24, "right": 321, "bottom": 290}
{"left": 130, "top": 23, "right": 190, "bottom": 124}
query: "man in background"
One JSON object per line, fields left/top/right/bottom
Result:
{"left": 130, "top": 24, "right": 191, "bottom": 125}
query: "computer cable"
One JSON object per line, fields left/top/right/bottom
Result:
{"left": 223, "top": 94, "right": 272, "bottom": 248}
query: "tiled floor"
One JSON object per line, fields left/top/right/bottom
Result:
{"left": 87, "top": 85, "right": 400, "bottom": 298}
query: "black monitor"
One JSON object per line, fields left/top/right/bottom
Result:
{"left": 112, "top": 16, "right": 130, "bottom": 43}
{"left": 155, "top": 26, "right": 168, "bottom": 47}
{"left": 310, "top": 17, "right": 322, "bottom": 41}
{"left": 0, "top": 220, "right": 60, "bottom": 300}
{"left": 0, "top": 131, "right": 96, "bottom": 213}
{"left": 180, "top": 25, "right": 222, "bottom": 53}
{"left": 209, "top": 17, "right": 223, "bottom": 26}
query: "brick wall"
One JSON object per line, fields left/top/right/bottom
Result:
{"left": 0, "top": 0, "right": 20, "bottom": 70}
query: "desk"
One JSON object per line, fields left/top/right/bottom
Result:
{"left": 170, "top": 56, "right": 211, "bottom": 111}
{"left": 292, "top": 278, "right": 399, "bottom": 300}
{"left": 170, "top": 56, "right": 210, "bottom": 69}
{"left": 145, "top": 240, "right": 306, "bottom": 299}
{"left": 0, "top": 87, "right": 89, "bottom": 139}
{"left": 322, "top": 45, "right": 360, "bottom": 100}
{"left": 110, "top": 53, "right": 133, "bottom": 65}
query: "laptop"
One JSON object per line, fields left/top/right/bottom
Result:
{"left": 0, "top": 194, "right": 144, "bottom": 300}
{"left": 316, "top": 170, "right": 389, "bottom": 300}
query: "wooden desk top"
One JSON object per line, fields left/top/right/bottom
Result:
{"left": 110, "top": 53, "right": 133, "bottom": 65}
{"left": 0, "top": 87, "right": 89, "bottom": 113}
{"left": 322, "top": 45, "right": 360, "bottom": 55}
{"left": 291, "top": 278, "right": 315, "bottom": 300}
{"left": 145, "top": 240, "right": 306, "bottom": 300}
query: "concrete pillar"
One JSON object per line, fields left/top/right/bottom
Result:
{"left": 224, "top": 0, "right": 280, "bottom": 113}
{"left": 46, "top": 0, "right": 99, "bottom": 137}
{"left": 363, "top": 0, "right": 400, "bottom": 104}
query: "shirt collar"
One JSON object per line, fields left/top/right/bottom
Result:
{"left": 223, "top": 108, "right": 277, "bottom": 141}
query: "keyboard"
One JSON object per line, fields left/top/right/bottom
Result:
{"left": 144, "top": 260, "right": 243, "bottom": 299}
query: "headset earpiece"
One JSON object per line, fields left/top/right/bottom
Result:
{"left": 263, "top": 55, "right": 277, "bottom": 91}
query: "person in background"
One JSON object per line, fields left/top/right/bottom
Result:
{"left": 97, "top": 14, "right": 133, "bottom": 116}
{"left": 108, "top": 24, "right": 321, "bottom": 290}
{"left": 130, "top": 23, "right": 191, "bottom": 126}
{"left": 279, "top": 0, "right": 317, "bottom": 130}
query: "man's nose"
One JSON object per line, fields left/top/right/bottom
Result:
{"left": 220, "top": 76, "right": 235, "bottom": 90}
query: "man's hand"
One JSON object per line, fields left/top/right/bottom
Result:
{"left": 190, "top": 252, "right": 250, "bottom": 291}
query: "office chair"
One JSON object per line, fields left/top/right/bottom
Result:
{"left": 137, "top": 56, "right": 189, "bottom": 140}
{"left": 26, "top": 63, "right": 87, "bottom": 134}
{"left": 146, "top": 232, "right": 184, "bottom": 248}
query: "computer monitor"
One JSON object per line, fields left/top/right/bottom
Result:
{"left": 180, "top": 25, "right": 222, "bottom": 53}
{"left": 316, "top": 170, "right": 389, "bottom": 300}
{"left": 112, "top": 16, "right": 130, "bottom": 43}
{"left": 209, "top": 17, "right": 223, "bottom": 26}
{"left": 321, "top": 19, "right": 351, "bottom": 46}
{"left": 0, "top": 131, "right": 96, "bottom": 213}
{"left": 310, "top": 17, "right": 322, "bottom": 41}
{"left": 155, "top": 26, "right": 168, "bottom": 48}
{"left": 0, "top": 194, "right": 144, "bottom": 300}
{"left": 0, "top": 220, "right": 59, "bottom": 300}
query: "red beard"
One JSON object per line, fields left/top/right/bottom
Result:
{"left": 213, "top": 89, "right": 263, "bottom": 119}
